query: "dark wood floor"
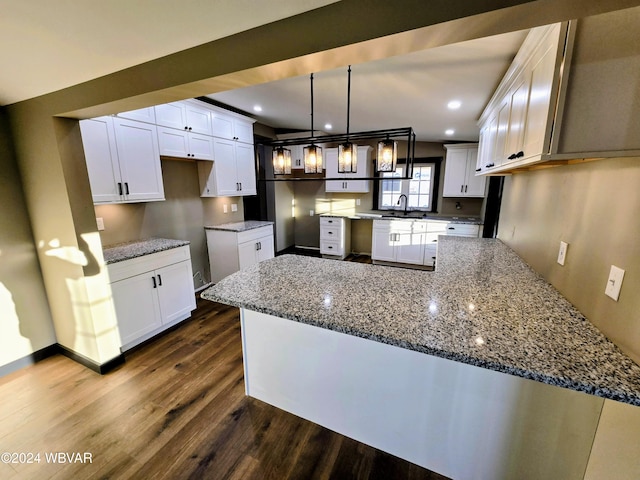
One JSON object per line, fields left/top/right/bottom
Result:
{"left": 0, "top": 295, "right": 449, "bottom": 479}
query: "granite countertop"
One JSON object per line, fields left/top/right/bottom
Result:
{"left": 103, "top": 238, "right": 190, "bottom": 264}
{"left": 321, "top": 212, "right": 483, "bottom": 224}
{"left": 204, "top": 220, "right": 274, "bottom": 232}
{"left": 202, "top": 237, "right": 640, "bottom": 406}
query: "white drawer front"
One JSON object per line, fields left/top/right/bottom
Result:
{"left": 320, "top": 217, "right": 343, "bottom": 228}
{"left": 320, "top": 225, "right": 343, "bottom": 241}
{"left": 237, "top": 225, "right": 274, "bottom": 244}
{"left": 443, "top": 224, "right": 479, "bottom": 237}
{"left": 320, "top": 240, "right": 343, "bottom": 256}
{"left": 107, "top": 245, "right": 190, "bottom": 283}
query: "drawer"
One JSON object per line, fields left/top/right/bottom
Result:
{"left": 107, "top": 245, "right": 190, "bottom": 282}
{"left": 443, "top": 224, "right": 479, "bottom": 236}
{"left": 424, "top": 244, "right": 437, "bottom": 266}
{"left": 320, "top": 217, "right": 344, "bottom": 228}
{"left": 426, "top": 221, "right": 448, "bottom": 232}
{"left": 320, "top": 240, "right": 343, "bottom": 255}
{"left": 236, "top": 225, "right": 274, "bottom": 244}
{"left": 320, "top": 225, "right": 343, "bottom": 241}
{"left": 425, "top": 232, "right": 441, "bottom": 244}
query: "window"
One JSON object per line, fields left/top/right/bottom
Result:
{"left": 379, "top": 162, "right": 435, "bottom": 211}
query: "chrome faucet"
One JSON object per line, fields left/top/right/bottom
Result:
{"left": 397, "top": 194, "right": 408, "bottom": 215}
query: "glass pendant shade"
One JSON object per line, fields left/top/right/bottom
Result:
{"left": 303, "top": 144, "right": 323, "bottom": 173}
{"left": 338, "top": 142, "right": 357, "bottom": 173}
{"left": 376, "top": 139, "right": 398, "bottom": 172}
{"left": 272, "top": 147, "right": 291, "bottom": 175}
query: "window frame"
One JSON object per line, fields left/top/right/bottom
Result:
{"left": 374, "top": 157, "right": 442, "bottom": 213}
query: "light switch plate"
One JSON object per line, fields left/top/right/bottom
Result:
{"left": 557, "top": 241, "right": 568, "bottom": 265}
{"left": 231, "top": 204, "right": 238, "bottom": 212}
{"left": 223, "top": 204, "right": 228, "bottom": 213}
{"left": 605, "top": 265, "right": 625, "bottom": 301}
{"left": 96, "top": 217, "right": 105, "bottom": 231}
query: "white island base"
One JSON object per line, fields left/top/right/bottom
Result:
{"left": 240, "top": 309, "right": 607, "bottom": 480}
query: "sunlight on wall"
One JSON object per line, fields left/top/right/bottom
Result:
{"left": 37, "top": 232, "right": 121, "bottom": 364}
{"left": 0, "top": 282, "right": 33, "bottom": 367}
{"left": 315, "top": 198, "right": 357, "bottom": 216}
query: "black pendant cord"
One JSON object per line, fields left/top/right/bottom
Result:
{"left": 310, "top": 73, "right": 315, "bottom": 139}
{"left": 346, "top": 65, "right": 351, "bottom": 139}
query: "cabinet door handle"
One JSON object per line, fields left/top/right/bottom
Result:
{"left": 157, "top": 274, "right": 162, "bottom": 286}
{"left": 464, "top": 185, "right": 468, "bottom": 193}
{"left": 152, "top": 276, "right": 157, "bottom": 288}
{"left": 508, "top": 153, "right": 517, "bottom": 160}
{"left": 239, "top": 182, "right": 242, "bottom": 191}
{"left": 124, "top": 182, "right": 130, "bottom": 195}
{"left": 118, "top": 182, "right": 123, "bottom": 195}
{"left": 516, "top": 151, "right": 524, "bottom": 158}
{"left": 460, "top": 185, "right": 464, "bottom": 193}
{"left": 475, "top": 168, "right": 482, "bottom": 172}
{"left": 184, "top": 126, "right": 188, "bottom": 130}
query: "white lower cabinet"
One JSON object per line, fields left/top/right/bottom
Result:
{"left": 107, "top": 246, "right": 196, "bottom": 351}
{"left": 206, "top": 225, "right": 274, "bottom": 283}
{"left": 372, "top": 219, "right": 480, "bottom": 267}
{"left": 320, "top": 217, "right": 351, "bottom": 259}
{"left": 372, "top": 220, "right": 427, "bottom": 266}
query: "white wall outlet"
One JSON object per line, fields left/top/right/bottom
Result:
{"left": 310, "top": 210, "right": 314, "bottom": 216}
{"left": 557, "top": 241, "right": 568, "bottom": 265}
{"left": 96, "top": 217, "right": 105, "bottom": 231}
{"left": 223, "top": 204, "right": 228, "bottom": 213}
{"left": 605, "top": 265, "right": 625, "bottom": 301}
{"left": 231, "top": 203, "right": 238, "bottom": 212}
{"left": 356, "top": 199, "right": 361, "bottom": 206}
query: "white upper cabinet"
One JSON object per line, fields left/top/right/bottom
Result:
{"left": 443, "top": 144, "right": 486, "bottom": 197}
{"left": 155, "top": 100, "right": 212, "bottom": 135}
{"left": 115, "top": 106, "right": 156, "bottom": 124}
{"left": 476, "top": 23, "right": 567, "bottom": 174}
{"left": 325, "top": 145, "right": 373, "bottom": 193}
{"left": 80, "top": 116, "right": 164, "bottom": 204}
{"left": 197, "top": 138, "right": 257, "bottom": 197}
{"left": 211, "top": 109, "right": 254, "bottom": 143}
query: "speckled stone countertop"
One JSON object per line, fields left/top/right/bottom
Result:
{"left": 320, "top": 212, "right": 483, "bottom": 224}
{"left": 204, "top": 220, "right": 274, "bottom": 232}
{"left": 202, "top": 236, "right": 640, "bottom": 406}
{"left": 103, "top": 238, "right": 190, "bottom": 264}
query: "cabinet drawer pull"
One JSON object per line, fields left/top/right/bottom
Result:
{"left": 447, "top": 227, "right": 455, "bottom": 230}
{"left": 475, "top": 168, "right": 481, "bottom": 172}
{"left": 328, "top": 246, "right": 333, "bottom": 249}
{"left": 152, "top": 276, "right": 157, "bottom": 288}
{"left": 157, "top": 274, "right": 162, "bottom": 286}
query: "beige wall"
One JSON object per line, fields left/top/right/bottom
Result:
{"left": 0, "top": 109, "right": 56, "bottom": 372}
{"left": 498, "top": 157, "right": 640, "bottom": 363}
{"left": 95, "top": 158, "right": 244, "bottom": 288}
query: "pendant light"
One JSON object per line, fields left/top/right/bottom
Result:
{"left": 376, "top": 137, "right": 398, "bottom": 172}
{"left": 338, "top": 65, "right": 357, "bottom": 173}
{"left": 272, "top": 146, "right": 291, "bottom": 175}
{"left": 304, "top": 73, "right": 323, "bottom": 173}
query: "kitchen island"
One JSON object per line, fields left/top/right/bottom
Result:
{"left": 202, "top": 237, "right": 640, "bottom": 479}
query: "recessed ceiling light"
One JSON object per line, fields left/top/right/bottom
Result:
{"left": 324, "top": 123, "right": 332, "bottom": 130}
{"left": 253, "top": 105, "right": 263, "bottom": 112}
{"left": 445, "top": 129, "right": 455, "bottom": 136}
{"left": 447, "top": 100, "right": 461, "bottom": 110}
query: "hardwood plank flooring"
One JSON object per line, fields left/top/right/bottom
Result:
{"left": 0, "top": 285, "right": 449, "bottom": 479}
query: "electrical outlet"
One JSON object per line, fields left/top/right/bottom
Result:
{"left": 96, "top": 217, "right": 105, "bottom": 231}
{"left": 310, "top": 210, "right": 314, "bottom": 216}
{"left": 356, "top": 199, "right": 361, "bottom": 206}
{"left": 557, "top": 241, "right": 568, "bottom": 265}
{"left": 605, "top": 265, "right": 625, "bottom": 301}
{"left": 223, "top": 204, "right": 228, "bottom": 213}
{"left": 231, "top": 204, "right": 238, "bottom": 212}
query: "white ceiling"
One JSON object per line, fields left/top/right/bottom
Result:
{"left": 207, "top": 31, "right": 528, "bottom": 142}
{"left": 1, "top": 0, "right": 528, "bottom": 143}
{"left": 0, "top": 0, "right": 338, "bottom": 106}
